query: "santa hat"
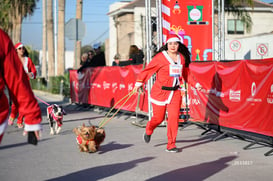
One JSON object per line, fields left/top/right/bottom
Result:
{"left": 166, "top": 34, "right": 183, "bottom": 44}
{"left": 15, "top": 42, "right": 24, "bottom": 49}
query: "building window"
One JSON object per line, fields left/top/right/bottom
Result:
{"left": 227, "top": 19, "right": 244, "bottom": 34}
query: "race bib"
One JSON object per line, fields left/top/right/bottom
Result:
{"left": 169, "top": 64, "right": 182, "bottom": 77}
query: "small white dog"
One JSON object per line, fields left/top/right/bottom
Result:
{"left": 47, "top": 104, "right": 66, "bottom": 135}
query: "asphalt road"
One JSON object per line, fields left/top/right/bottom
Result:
{"left": 0, "top": 91, "right": 272, "bottom": 181}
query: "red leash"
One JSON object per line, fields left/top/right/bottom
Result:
{"left": 35, "top": 95, "right": 50, "bottom": 106}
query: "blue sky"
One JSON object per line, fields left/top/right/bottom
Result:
{"left": 21, "top": 0, "right": 125, "bottom": 50}
{"left": 21, "top": 0, "right": 272, "bottom": 51}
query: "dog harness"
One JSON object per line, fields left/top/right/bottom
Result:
{"left": 47, "top": 105, "right": 63, "bottom": 127}
{"left": 76, "top": 135, "right": 94, "bottom": 145}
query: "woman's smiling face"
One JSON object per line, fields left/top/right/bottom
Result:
{"left": 167, "top": 41, "right": 179, "bottom": 53}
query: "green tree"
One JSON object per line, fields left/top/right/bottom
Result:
{"left": 0, "top": 1, "right": 11, "bottom": 33}
{"left": 25, "top": 46, "right": 40, "bottom": 65}
{"left": 0, "top": 0, "right": 39, "bottom": 42}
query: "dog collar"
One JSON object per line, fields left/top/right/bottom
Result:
{"left": 76, "top": 135, "right": 94, "bottom": 145}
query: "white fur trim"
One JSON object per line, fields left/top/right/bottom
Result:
{"left": 150, "top": 89, "right": 174, "bottom": 106}
{"left": 150, "top": 97, "right": 168, "bottom": 106}
{"left": 166, "top": 37, "right": 180, "bottom": 43}
{"left": 16, "top": 44, "right": 24, "bottom": 49}
{"left": 162, "top": 51, "right": 181, "bottom": 86}
{"left": 135, "top": 82, "right": 143, "bottom": 87}
{"left": 162, "top": 51, "right": 181, "bottom": 65}
{"left": 23, "top": 57, "right": 29, "bottom": 73}
{"left": 24, "top": 124, "right": 42, "bottom": 132}
{"left": 0, "top": 117, "right": 8, "bottom": 135}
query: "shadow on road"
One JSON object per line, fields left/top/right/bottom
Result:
{"left": 147, "top": 156, "right": 237, "bottom": 181}
{"left": 46, "top": 157, "right": 155, "bottom": 181}
{"left": 97, "top": 141, "right": 134, "bottom": 154}
{"left": 154, "top": 132, "right": 217, "bottom": 152}
{"left": 0, "top": 138, "right": 53, "bottom": 150}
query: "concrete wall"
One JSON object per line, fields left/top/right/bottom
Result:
{"left": 221, "top": 9, "right": 273, "bottom": 60}
{"left": 108, "top": 2, "right": 131, "bottom": 66}
{"left": 117, "top": 13, "right": 135, "bottom": 60}
{"left": 225, "top": 11, "right": 273, "bottom": 39}
{"left": 225, "top": 33, "right": 273, "bottom": 60}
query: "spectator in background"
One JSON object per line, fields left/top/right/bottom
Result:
{"left": 8, "top": 42, "right": 37, "bottom": 128}
{"left": 0, "top": 28, "right": 42, "bottom": 143}
{"left": 77, "top": 53, "right": 88, "bottom": 73}
{"left": 128, "top": 45, "right": 144, "bottom": 65}
{"left": 77, "top": 51, "right": 95, "bottom": 73}
{"left": 119, "top": 45, "right": 144, "bottom": 66}
{"left": 87, "top": 50, "right": 95, "bottom": 63}
{"left": 80, "top": 53, "right": 88, "bottom": 66}
{"left": 92, "top": 42, "right": 106, "bottom": 67}
{"left": 112, "top": 54, "right": 120, "bottom": 66}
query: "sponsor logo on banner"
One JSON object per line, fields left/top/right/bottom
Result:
{"left": 267, "top": 98, "right": 273, "bottom": 104}
{"left": 267, "top": 84, "right": 273, "bottom": 104}
{"left": 246, "top": 82, "right": 262, "bottom": 103}
{"left": 191, "top": 86, "right": 198, "bottom": 95}
{"left": 91, "top": 83, "right": 101, "bottom": 89}
{"left": 189, "top": 87, "right": 200, "bottom": 105}
{"left": 229, "top": 90, "right": 241, "bottom": 102}
{"left": 128, "top": 83, "right": 134, "bottom": 91}
{"left": 251, "top": 82, "right": 256, "bottom": 97}
{"left": 191, "top": 98, "right": 200, "bottom": 105}
{"left": 73, "top": 81, "right": 91, "bottom": 89}
{"left": 103, "top": 81, "right": 110, "bottom": 90}
{"left": 91, "top": 82, "right": 96, "bottom": 88}
{"left": 119, "top": 84, "right": 125, "bottom": 90}
{"left": 112, "top": 82, "right": 118, "bottom": 93}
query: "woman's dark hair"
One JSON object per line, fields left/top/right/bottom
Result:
{"left": 19, "top": 46, "right": 29, "bottom": 57}
{"left": 156, "top": 42, "right": 191, "bottom": 67}
{"left": 16, "top": 46, "right": 29, "bottom": 57}
{"left": 129, "top": 45, "right": 140, "bottom": 55}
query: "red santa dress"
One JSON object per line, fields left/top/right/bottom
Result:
{"left": 135, "top": 50, "right": 189, "bottom": 150}
{"left": 0, "top": 29, "right": 42, "bottom": 143}
{"left": 9, "top": 44, "right": 37, "bottom": 126}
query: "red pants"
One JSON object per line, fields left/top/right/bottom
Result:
{"left": 10, "top": 103, "right": 24, "bottom": 124}
{"left": 146, "top": 90, "right": 181, "bottom": 150}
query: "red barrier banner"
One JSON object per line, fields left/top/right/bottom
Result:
{"left": 162, "top": 0, "right": 213, "bottom": 61}
{"left": 69, "top": 65, "right": 148, "bottom": 112}
{"left": 188, "top": 58, "right": 273, "bottom": 137}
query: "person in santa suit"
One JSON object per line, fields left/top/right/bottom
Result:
{"left": 134, "top": 33, "right": 200, "bottom": 152}
{"left": 8, "top": 42, "right": 37, "bottom": 128}
{"left": 0, "top": 29, "right": 42, "bottom": 143}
